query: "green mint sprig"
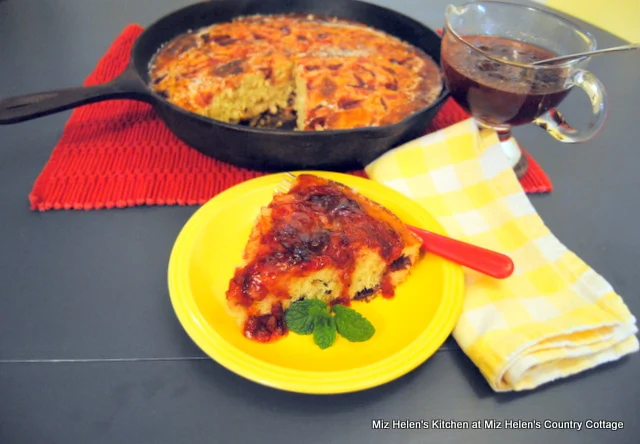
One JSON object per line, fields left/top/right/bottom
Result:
{"left": 284, "top": 299, "right": 375, "bottom": 349}
{"left": 332, "top": 304, "right": 376, "bottom": 342}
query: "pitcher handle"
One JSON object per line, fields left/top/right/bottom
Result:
{"left": 533, "top": 69, "right": 608, "bottom": 143}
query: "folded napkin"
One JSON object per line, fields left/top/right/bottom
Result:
{"left": 365, "top": 118, "right": 639, "bottom": 392}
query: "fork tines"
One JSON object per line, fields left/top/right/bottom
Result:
{"left": 274, "top": 171, "right": 298, "bottom": 193}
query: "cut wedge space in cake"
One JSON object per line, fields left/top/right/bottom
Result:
{"left": 225, "top": 174, "right": 423, "bottom": 342}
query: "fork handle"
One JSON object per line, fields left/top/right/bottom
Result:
{"left": 407, "top": 225, "right": 514, "bottom": 279}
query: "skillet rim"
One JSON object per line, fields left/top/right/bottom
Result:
{"left": 129, "top": 0, "right": 450, "bottom": 137}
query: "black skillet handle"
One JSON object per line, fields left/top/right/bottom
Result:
{"left": 0, "top": 68, "right": 152, "bottom": 124}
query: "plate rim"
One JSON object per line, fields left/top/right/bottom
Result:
{"left": 167, "top": 171, "right": 465, "bottom": 394}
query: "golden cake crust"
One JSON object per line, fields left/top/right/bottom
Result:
{"left": 149, "top": 14, "right": 442, "bottom": 130}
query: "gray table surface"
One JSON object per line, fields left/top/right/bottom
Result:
{"left": 1, "top": 0, "right": 638, "bottom": 443}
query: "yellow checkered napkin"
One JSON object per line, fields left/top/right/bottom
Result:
{"left": 365, "top": 118, "right": 639, "bottom": 392}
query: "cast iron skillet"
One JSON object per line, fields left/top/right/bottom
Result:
{"left": 0, "top": 0, "right": 448, "bottom": 171}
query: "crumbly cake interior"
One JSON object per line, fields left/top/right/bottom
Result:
{"left": 225, "top": 174, "right": 422, "bottom": 342}
{"left": 148, "top": 14, "right": 443, "bottom": 130}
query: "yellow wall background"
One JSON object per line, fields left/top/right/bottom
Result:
{"left": 533, "top": 0, "right": 638, "bottom": 42}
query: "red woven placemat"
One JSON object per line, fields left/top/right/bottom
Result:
{"left": 29, "top": 24, "right": 552, "bottom": 211}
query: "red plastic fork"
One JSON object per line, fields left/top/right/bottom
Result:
{"left": 280, "top": 172, "right": 514, "bottom": 279}
{"left": 406, "top": 224, "right": 514, "bottom": 279}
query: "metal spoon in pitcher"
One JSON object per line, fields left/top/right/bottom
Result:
{"left": 531, "top": 43, "right": 640, "bottom": 65}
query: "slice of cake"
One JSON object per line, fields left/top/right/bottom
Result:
{"left": 225, "top": 174, "right": 422, "bottom": 342}
{"left": 294, "top": 53, "right": 442, "bottom": 130}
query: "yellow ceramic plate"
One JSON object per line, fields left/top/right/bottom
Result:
{"left": 168, "top": 171, "right": 464, "bottom": 394}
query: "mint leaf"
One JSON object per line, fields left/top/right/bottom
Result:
{"left": 332, "top": 304, "right": 375, "bottom": 342}
{"left": 308, "top": 305, "right": 328, "bottom": 318}
{"left": 286, "top": 300, "right": 374, "bottom": 349}
{"left": 313, "top": 313, "right": 337, "bottom": 349}
{"left": 284, "top": 299, "right": 327, "bottom": 335}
